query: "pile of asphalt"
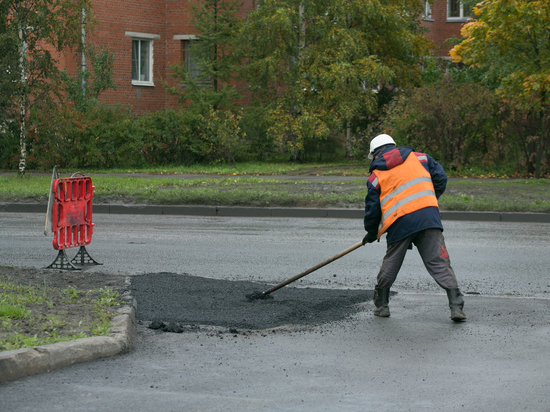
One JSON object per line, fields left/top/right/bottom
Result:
{"left": 130, "top": 272, "right": 373, "bottom": 331}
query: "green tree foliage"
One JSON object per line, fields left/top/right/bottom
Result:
{"left": 19, "top": 104, "right": 245, "bottom": 170}
{"left": 195, "top": 108, "right": 244, "bottom": 166}
{"left": 0, "top": 0, "right": 91, "bottom": 174}
{"left": 239, "top": 0, "right": 431, "bottom": 160}
{"left": 165, "top": 0, "right": 242, "bottom": 113}
{"left": 61, "top": 45, "right": 118, "bottom": 112}
{"left": 450, "top": 0, "right": 550, "bottom": 177}
{"left": 0, "top": 5, "right": 18, "bottom": 124}
{"left": 382, "top": 75, "right": 505, "bottom": 171}
{"left": 163, "top": 0, "right": 246, "bottom": 166}
{"left": 0, "top": 4, "right": 19, "bottom": 168}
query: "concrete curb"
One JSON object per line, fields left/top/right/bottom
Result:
{"left": 2, "top": 202, "right": 550, "bottom": 222}
{"left": 0, "top": 279, "right": 136, "bottom": 383}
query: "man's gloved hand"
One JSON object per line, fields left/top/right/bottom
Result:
{"left": 362, "top": 232, "right": 377, "bottom": 245}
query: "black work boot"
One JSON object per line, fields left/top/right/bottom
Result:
{"left": 373, "top": 286, "right": 390, "bottom": 317}
{"left": 446, "top": 288, "right": 466, "bottom": 322}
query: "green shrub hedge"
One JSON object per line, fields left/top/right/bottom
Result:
{"left": 1, "top": 103, "right": 263, "bottom": 170}
{"left": 1, "top": 79, "right": 546, "bottom": 177}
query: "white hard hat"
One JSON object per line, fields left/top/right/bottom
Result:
{"left": 368, "top": 134, "right": 396, "bottom": 159}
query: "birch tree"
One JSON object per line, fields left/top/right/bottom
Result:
{"left": 0, "top": 0, "right": 90, "bottom": 174}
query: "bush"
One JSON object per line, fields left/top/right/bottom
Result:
{"left": 0, "top": 120, "right": 19, "bottom": 170}
{"left": 194, "top": 108, "right": 244, "bottom": 166}
{"left": 26, "top": 102, "right": 86, "bottom": 170}
{"left": 381, "top": 76, "right": 511, "bottom": 171}
{"left": 134, "top": 109, "right": 204, "bottom": 166}
{"left": 237, "top": 105, "right": 277, "bottom": 161}
{"left": 17, "top": 102, "right": 253, "bottom": 170}
{"left": 25, "top": 101, "right": 139, "bottom": 170}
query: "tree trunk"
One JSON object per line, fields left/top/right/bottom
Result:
{"left": 534, "top": 137, "right": 542, "bottom": 179}
{"left": 345, "top": 121, "right": 352, "bottom": 158}
{"left": 18, "top": 24, "right": 27, "bottom": 176}
{"left": 535, "top": 108, "right": 549, "bottom": 179}
{"left": 18, "top": 101, "right": 26, "bottom": 175}
{"left": 298, "top": 3, "right": 305, "bottom": 55}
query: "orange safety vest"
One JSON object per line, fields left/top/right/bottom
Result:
{"left": 372, "top": 152, "right": 439, "bottom": 239}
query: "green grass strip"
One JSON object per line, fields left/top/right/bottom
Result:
{"left": 1, "top": 174, "right": 550, "bottom": 213}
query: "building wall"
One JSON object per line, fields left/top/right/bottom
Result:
{"left": 87, "top": 0, "right": 255, "bottom": 114}
{"left": 90, "top": 0, "right": 170, "bottom": 114}
{"left": 420, "top": 0, "right": 468, "bottom": 57}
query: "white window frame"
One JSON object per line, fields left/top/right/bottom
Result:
{"left": 447, "top": 0, "right": 471, "bottom": 22}
{"left": 126, "top": 32, "right": 160, "bottom": 86}
{"left": 422, "top": 1, "right": 433, "bottom": 21}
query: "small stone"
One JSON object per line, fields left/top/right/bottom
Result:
{"left": 148, "top": 320, "right": 164, "bottom": 330}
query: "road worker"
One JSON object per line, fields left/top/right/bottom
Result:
{"left": 363, "top": 134, "right": 466, "bottom": 322}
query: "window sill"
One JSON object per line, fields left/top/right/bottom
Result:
{"left": 132, "top": 81, "right": 155, "bottom": 87}
{"left": 422, "top": 17, "right": 434, "bottom": 22}
{"left": 446, "top": 17, "right": 470, "bottom": 23}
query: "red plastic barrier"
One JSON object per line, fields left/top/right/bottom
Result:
{"left": 51, "top": 177, "right": 95, "bottom": 250}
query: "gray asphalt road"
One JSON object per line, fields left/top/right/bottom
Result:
{"left": 1, "top": 213, "right": 549, "bottom": 297}
{"left": 1, "top": 213, "right": 550, "bottom": 411}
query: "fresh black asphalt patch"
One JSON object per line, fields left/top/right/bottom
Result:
{"left": 130, "top": 272, "right": 374, "bottom": 331}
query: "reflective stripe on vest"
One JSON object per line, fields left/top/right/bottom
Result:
{"left": 373, "top": 152, "right": 439, "bottom": 238}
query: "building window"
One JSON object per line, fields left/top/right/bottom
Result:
{"left": 183, "top": 40, "right": 202, "bottom": 80}
{"left": 174, "top": 35, "right": 209, "bottom": 86}
{"left": 132, "top": 40, "right": 151, "bottom": 83}
{"left": 423, "top": 1, "right": 432, "bottom": 20}
{"left": 448, "top": 0, "right": 471, "bottom": 21}
{"left": 125, "top": 32, "right": 160, "bottom": 86}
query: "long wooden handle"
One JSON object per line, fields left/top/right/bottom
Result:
{"left": 262, "top": 241, "right": 364, "bottom": 296}
{"left": 44, "top": 166, "right": 58, "bottom": 236}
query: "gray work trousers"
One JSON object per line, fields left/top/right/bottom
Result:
{"left": 376, "top": 229, "right": 459, "bottom": 290}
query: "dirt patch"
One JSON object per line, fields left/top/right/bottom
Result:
{"left": 0, "top": 266, "right": 127, "bottom": 350}
{"left": 0, "top": 265, "right": 126, "bottom": 290}
{"left": 130, "top": 272, "right": 374, "bottom": 331}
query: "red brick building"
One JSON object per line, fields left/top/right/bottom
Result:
{"left": 63, "top": 0, "right": 469, "bottom": 114}
{"left": 58, "top": 0, "right": 254, "bottom": 114}
{"left": 420, "top": 0, "right": 471, "bottom": 57}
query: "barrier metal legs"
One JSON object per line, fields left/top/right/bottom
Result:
{"left": 46, "top": 246, "right": 102, "bottom": 271}
{"left": 71, "top": 246, "right": 103, "bottom": 267}
{"left": 46, "top": 250, "right": 81, "bottom": 270}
